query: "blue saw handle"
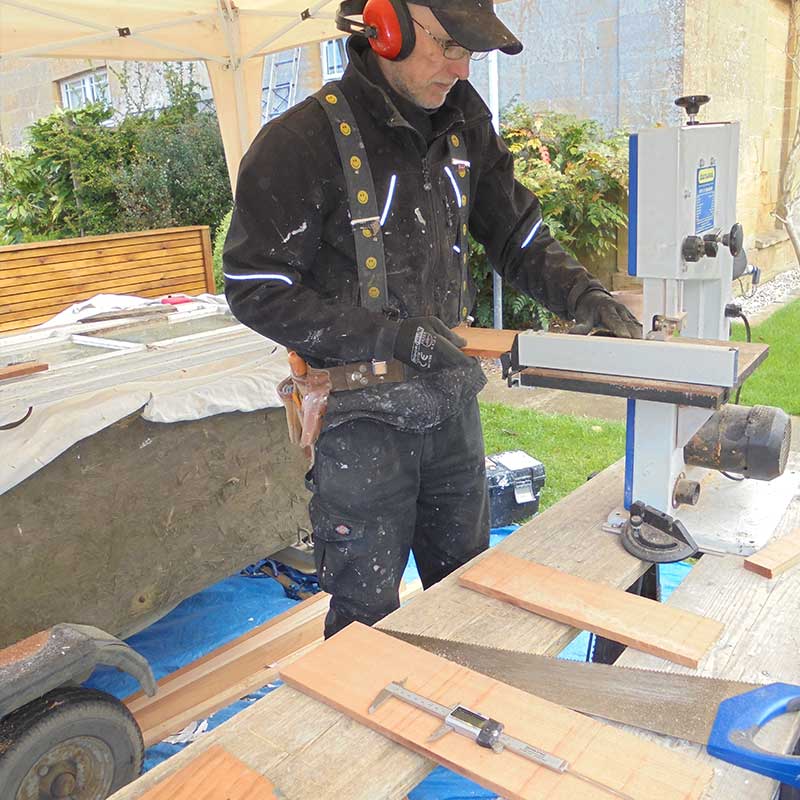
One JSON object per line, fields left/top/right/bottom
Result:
{"left": 707, "top": 683, "right": 800, "bottom": 787}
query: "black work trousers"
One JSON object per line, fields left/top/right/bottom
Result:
{"left": 309, "top": 399, "right": 489, "bottom": 638}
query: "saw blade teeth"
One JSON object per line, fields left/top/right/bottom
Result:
{"left": 380, "top": 628, "right": 760, "bottom": 689}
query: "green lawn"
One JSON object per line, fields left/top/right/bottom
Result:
{"left": 480, "top": 402, "right": 626, "bottom": 512}
{"left": 731, "top": 298, "right": 800, "bottom": 415}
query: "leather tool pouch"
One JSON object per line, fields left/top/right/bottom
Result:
{"left": 277, "top": 356, "right": 407, "bottom": 457}
{"left": 277, "top": 376, "right": 304, "bottom": 446}
{"left": 276, "top": 368, "right": 333, "bottom": 457}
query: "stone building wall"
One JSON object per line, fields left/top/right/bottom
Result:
{"left": 683, "top": 0, "right": 796, "bottom": 282}
{"left": 490, "top": 0, "right": 796, "bottom": 286}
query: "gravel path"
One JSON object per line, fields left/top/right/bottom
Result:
{"left": 738, "top": 267, "right": 800, "bottom": 319}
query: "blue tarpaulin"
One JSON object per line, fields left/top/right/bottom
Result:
{"left": 85, "top": 526, "right": 692, "bottom": 794}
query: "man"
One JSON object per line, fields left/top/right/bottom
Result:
{"left": 224, "top": 0, "right": 641, "bottom": 638}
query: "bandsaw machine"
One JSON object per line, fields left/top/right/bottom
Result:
{"left": 505, "top": 96, "right": 792, "bottom": 560}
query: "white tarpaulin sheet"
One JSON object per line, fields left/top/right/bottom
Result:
{"left": 1, "top": 294, "right": 287, "bottom": 494}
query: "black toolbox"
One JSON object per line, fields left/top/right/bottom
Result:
{"left": 485, "top": 450, "right": 546, "bottom": 527}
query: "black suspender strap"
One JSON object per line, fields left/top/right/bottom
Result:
{"left": 314, "top": 84, "right": 388, "bottom": 313}
{"left": 315, "top": 83, "right": 470, "bottom": 321}
{"left": 445, "top": 132, "right": 472, "bottom": 323}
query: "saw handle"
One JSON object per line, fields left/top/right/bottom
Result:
{"left": 707, "top": 682, "right": 800, "bottom": 787}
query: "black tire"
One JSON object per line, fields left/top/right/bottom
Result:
{"left": 0, "top": 686, "right": 144, "bottom": 800}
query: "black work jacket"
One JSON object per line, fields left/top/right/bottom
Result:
{"left": 224, "top": 38, "right": 607, "bottom": 429}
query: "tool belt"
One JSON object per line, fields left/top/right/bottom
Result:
{"left": 277, "top": 353, "right": 408, "bottom": 457}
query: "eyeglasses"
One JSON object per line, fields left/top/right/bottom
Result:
{"left": 411, "top": 18, "right": 489, "bottom": 62}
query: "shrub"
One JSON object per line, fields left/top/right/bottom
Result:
{"left": 115, "top": 112, "right": 231, "bottom": 236}
{"left": 0, "top": 104, "right": 135, "bottom": 243}
{"left": 212, "top": 207, "right": 233, "bottom": 293}
{"left": 0, "top": 71, "right": 231, "bottom": 245}
{"left": 470, "top": 107, "right": 629, "bottom": 329}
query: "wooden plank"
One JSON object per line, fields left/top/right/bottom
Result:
{"left": 0, "top": 361, "right": 48, "bottom": 381}
{"left": 459, "top": 550, "right": 723, "bottom": 668}
{"left": 139, "top": 745, "right": 279, "bottom": 799}
{"left": 0, "top": 226, "right": 205, "bottom": 257}
{"left": 460, "top": 327, "right": 518, "bottom": 358}
{"left": 1, "top": 262, "right": 206, "bottom": 309}
{"left": 200, "top": 227, "right": 216, "bottom": 293}
{"left": 0, "top": 241, "right": 203, "bottom": 288}
{"left": 744, "top": 528, "right": 800, "bottom": 578}
{"left": 280, "top": 622, "right": 713, "bottom": 800}
{"left": 125, "top": 593, "right": 329, "bottom": 747}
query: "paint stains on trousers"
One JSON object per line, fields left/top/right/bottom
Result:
{"left": 309, "top": 399, "right": 489, "bottom": 638}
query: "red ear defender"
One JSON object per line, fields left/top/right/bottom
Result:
{"left": 362, "top": 0, "right": 415, "bottom": 61}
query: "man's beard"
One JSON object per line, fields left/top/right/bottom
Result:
{"left": 393, "top": 74, "right": 447, "bottom": 110}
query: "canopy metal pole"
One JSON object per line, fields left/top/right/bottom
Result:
{"left": 488, "top": 48, "right": 503, "bottom": 330}
{"left": 217, "top": 0, "right": 250, "bottom": 157}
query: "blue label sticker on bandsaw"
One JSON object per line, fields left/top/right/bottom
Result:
{"left": 695, "top": 165, "right": 716, "bottom": 233}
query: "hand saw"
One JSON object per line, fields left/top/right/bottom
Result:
{"left": 383, "top": 629, "right": 800, "bottom": 787}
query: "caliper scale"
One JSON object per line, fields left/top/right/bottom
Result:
{"left": 369, "top": 679, "right": 637, "bottom": 800}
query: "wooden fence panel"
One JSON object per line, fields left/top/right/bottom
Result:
{"left": 0, "top": 226, "right": 216, "bottom": 334}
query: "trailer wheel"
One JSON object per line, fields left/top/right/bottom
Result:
{"left": 0, "top": 686, "right": 143, "bottom": 800}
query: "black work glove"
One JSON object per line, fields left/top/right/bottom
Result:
{"left": 393, "top": 316, "right": 473, "bottom": 372}
{"left": 570, "top": 291, "right": 643, "bottom": 339}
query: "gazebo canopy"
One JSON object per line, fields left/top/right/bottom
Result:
{"left": 1, "top": 0, "right": 345, "bottom": 189}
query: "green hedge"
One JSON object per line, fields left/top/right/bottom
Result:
{"left": 0, "top": 76, "right": 231, "bottom": 246}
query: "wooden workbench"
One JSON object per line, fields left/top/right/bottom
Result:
{"left": 112, "top": 443, "right": 800, "bottom": 800}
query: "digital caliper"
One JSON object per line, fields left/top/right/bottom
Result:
{"left": 368, "top": 678, "right": 639, "bottom": 800}
{"left": 369, "top": 678, "right": 566, "bottom": 770}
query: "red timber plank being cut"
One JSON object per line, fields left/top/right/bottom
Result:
{"left": 139, "top": 745, "right": 279, "bottom": 799}
{"left": 459, "top": 327, "right": 518, "bottom": 358}
{"left": 280, "top": 622, "right": 713, "bottom": 800}
{"left": 459, "top": 550, "right": 723, "bottom": 668}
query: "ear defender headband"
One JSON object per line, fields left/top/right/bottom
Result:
{"left": 335, "top": 0, "right": 416, "bottom": 61}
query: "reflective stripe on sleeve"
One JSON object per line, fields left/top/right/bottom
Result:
{"left": 223, "top": 272, "right": 294, "bottom": 285}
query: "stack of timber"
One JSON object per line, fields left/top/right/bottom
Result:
{"left": 124, "top": 580, "right": 422, "bottom": 746}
